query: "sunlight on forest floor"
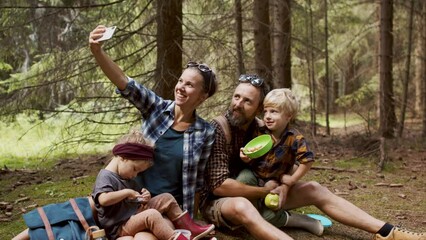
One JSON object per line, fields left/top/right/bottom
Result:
{"left": 299, "top": 112, "right": 365, "bottom": 128}
{"left": 0, "top": 114, "right": 116, "bottom": 169}
{"left": 1, "top": 112, "right": 366, "bottom": 169}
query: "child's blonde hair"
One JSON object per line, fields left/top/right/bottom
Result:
{"left": 263, "top": 88, "right": 299, "bottom": 121}
{"left": 116, "top": 128, "right": 153, "bottom": 146}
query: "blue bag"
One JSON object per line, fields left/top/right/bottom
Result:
{"left": 23, "top": 198, "right": 98, "bottom": 240}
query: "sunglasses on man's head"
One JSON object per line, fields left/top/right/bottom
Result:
{"left": 238, "top": 74, "right": 264, "bottom": 87}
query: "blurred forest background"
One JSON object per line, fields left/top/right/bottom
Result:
{"left": 0, "top": 0, "right": 425, "bottom": 168}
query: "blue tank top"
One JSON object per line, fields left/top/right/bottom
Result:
{"left": 136, "top": 128, "right": 184, "bottom": 205}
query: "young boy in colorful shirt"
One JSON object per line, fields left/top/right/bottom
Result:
{"left": 238, "top": 88, "right": 322, "bottom": 235}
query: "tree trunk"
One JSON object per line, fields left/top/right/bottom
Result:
{"left": 254, "top": 0, "right": 273, "bottom": 86}
{"left": 154, "top": 0, "right": 183, "bottom": 100}
{"left": 377, "top": 137, "right": 386, "bottom": 172}
{"left": 235, "top": 0, "right": 245, "bottom": 76}
{"left": 308, "top": 0, "right": 317, "bottom": 136}
{"left": 422, "top": 1, "right": 426, "bottom": 138}
{"left": 324, "top": 0, "right": 330, "bottom": 135}
{"left": 413, "top": 5, "right": 424, "bottom": 118}
{"left": 271, "top": 0, "right": 291, "bottom": 89}
{"left": 379, "top": 0, "right": 397, "bottom": 138}
{"left": 397, "top": 0, "right": 414, "bottom": 137}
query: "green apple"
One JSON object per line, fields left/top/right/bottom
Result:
{"left": 264, "top": 193, "right": 280, "bottom": 210}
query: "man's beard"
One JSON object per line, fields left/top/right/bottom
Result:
{"left": 226, "top": 108, "right": 251, "bottom": 127}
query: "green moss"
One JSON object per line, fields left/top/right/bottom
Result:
{"left": 0, "top": 220, "right": 27, "bottom": 240}
{"left": 333, "top": 157, "right": 374, "bottom": 169}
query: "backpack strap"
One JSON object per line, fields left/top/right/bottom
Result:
{"left": 214, "top": 115, "right": 264, "bottom": 145}
{"left": 69, "top": 198, "right": 90, "bottom": 231}
{"left": 214, "top": 115, "right": 231, "bottom": 145}
{"left": 37, "top": 207, "right": 54, "bottom": 240}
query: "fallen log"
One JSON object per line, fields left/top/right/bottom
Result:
{"left": 311, "top": 166, "right": 358, "bottom": 173}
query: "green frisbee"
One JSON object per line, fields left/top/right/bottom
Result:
{"left": 243, "top": 134, "right": 273, "bottom": 159}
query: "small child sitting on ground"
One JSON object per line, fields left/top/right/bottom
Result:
{"left": 92, "top": 130, "right": 214, "bottom": 240}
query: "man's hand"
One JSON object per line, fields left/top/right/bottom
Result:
{"left": 270, "top": 184, "right": 290, "bottom": 209}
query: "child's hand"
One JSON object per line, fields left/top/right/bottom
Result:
{"left": 280, "top": 174, "right": 295, "bottom": 186}
{"left": 124, "top": 189, "right": 142, "bottom": 200}
{"left": 123, "top": 188, "right": 141, "bottom": 200}
{"left": 139, "top": 188, "right": 151, "bottom": 204}
{"left": 239, "top": 148, "right": 251, "bottom": 163}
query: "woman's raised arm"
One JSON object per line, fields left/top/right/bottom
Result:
{"left": 89, "top": 25, "right": 128, "bottom": 90}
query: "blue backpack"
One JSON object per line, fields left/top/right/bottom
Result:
{"left": 23, "top": 198, "right": 98, "bottom": 240}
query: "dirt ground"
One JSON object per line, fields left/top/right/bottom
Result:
{"left": 1, "top": 124, "right": 425, "bottom": 239}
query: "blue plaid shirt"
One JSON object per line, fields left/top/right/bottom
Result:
{"left": 116, "top": 78, "right": 215, "bottom": 215}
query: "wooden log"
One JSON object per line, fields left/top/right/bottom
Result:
{"left": 311, "top": 166, "right": 358, "bottom": 173}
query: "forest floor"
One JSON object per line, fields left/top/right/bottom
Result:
{"left": 1, "top": 122, "right": 425, "bottom": 240}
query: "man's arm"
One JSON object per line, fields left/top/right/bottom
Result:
{"left": 213, "top": 178, "right": 271, "bottom": 199}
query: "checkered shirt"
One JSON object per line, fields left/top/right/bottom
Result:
{"left": 117, "top": 78, "right": 215, "bottom": 216}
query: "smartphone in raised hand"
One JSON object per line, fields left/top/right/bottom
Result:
{"left": 98, "top": 26, "right": 116, "bottom": 41}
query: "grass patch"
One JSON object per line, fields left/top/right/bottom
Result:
{"left": 0, "top": 218, "right": 26, "bottom": 240}
{"left": 333, "top": 157, "right": 375, "bottom": 170}
{"left": 332, "top": 157, "right": 405, "bottom": 175}
{"left": 23, "top": 178, "right": 94, "bottom": 203}
{"left": 1, "top": 176, "right": 94, "bottom": 205}
{"left": 298, "top": 112, "right": 365, "bottom": 128}
{"left": 0, "top": 173, "right": 95, "bottom": 239}
{"left": 0, "top": 113, "right": 127, "bottom": 169}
